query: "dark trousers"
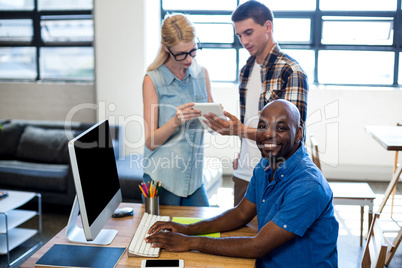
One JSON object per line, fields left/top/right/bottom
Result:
{"left": 232, "top": 175, "right": 249, "bottom": 206}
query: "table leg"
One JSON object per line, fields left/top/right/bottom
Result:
{"left": 360, "top": 206, "right": 364, "bottom": 247}
{"left": 377, "top": 165, "right": 402, "bottom": 214}
{"left": 385, "top": 227, "right": 402, "bottom": 266}
{"left": 365, "top": 202, "right": 373, "bottom": 240}
{"left": 377, "top": 164, "right": 402, "bottom": 266}
{"left": 390, "top": 152, "right": 399, "bottom": 217}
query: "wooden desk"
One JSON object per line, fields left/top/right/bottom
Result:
{"left": 21, "top": 203, "right": 258, "bottom": 268}
{"left": 365, "top": 125, "right": 402, "bottom": 266}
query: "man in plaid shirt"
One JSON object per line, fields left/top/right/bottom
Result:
{"left": 204, "top": 1, "right": 309, "bottom": 206}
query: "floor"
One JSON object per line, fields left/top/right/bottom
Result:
{"left": 2, "top": 178, "right": 402, "bottom": 267}
{"left": 0, "top": 204, "right": 70, "bottom": 268}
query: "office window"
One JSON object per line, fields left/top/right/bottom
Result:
{"left": 318, "top": 51, "right": 394, "bottom": 85}
{"left": 0, "top": 19, "right": 33, "bottom": 42}
{"left": 163, "top": 0, "right": 237, "bottom": 11}
{"left": 40, "top": 47, "right": 93, "bottom": 80}
{"left": 38, "top": 0, "right": 92, "bottom": 10}
{"left": 282, "top": 49, "right": 315, "bottom": 84}
{"left": 399, "top": 53, "right": 402, "bottom": 85}
{"left": 239, "top": 0, "right": 316, "bottom": 11}
{"left": 162, "top": 0, "right": 402, "bottom": 87}
{"left": 320, "top": 0, "right": 397, "bottom": 11}
{"left": 321, "top": 17, "right": 394, "bottom": 46}
{"left": 0, "top": 47, "right": 36, "bottom": 79}
{"left": 0, "top": 0, "right": 93, "bottom": 82}
{"left": 275, "top": 19, "right": 311, "bottom": 43}
{"left": 41, "top": 16, "right": 93, "bottom": 43}
{"left": 187, "top": 15, "right": 234, "bottom": 44}
{"left": 197, "top": 49, "right": 237, "bottom": 81}
{"left": 0, "top": 0, "right": 34, "bottom": 10}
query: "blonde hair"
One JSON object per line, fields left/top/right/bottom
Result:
{"left": 147, "top": 13, "right": 196, "bottom": 72}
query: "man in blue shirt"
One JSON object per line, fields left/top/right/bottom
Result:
{"left": 146, "top": 100, "right": 338, "bottom": 267}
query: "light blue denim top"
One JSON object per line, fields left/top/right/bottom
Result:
{"left": 143, "top": 64, "right": 208, "bottom": 197}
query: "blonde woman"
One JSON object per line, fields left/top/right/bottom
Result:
{"left": 142, "top": 13, "right": 213, "bottom": 206}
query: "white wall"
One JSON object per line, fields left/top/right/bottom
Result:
{"left": 94, "top": 0, "right": 160, "bottom": 157}
{"left": 306, "top": 86, "right": 402, "bottom": 181}
{"left": 207, "top": 84, "right": 402, "bottom": 180}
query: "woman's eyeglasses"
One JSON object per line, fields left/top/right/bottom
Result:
{"left": 167, "top": 39, "right": 203, "bottom": 61}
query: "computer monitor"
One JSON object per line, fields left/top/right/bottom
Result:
{"left": 66, "top": 119, "right": 122, "bottom": 245}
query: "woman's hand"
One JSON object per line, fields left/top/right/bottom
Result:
{"left": 173, "top": 102, "right": 201, "bottom": 127}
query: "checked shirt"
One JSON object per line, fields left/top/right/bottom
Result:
{"left": 239, "top": 43, "right": 309, "bottom": 126}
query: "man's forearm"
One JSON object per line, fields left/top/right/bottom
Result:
{"left": 186, "top": 208, "right": 251, "bottom": 235}
{"left": 190, "top": 236, "right": 264, "bottom": 259}
{"left": 238, "top": 125, "right": 257, "bottom": 141}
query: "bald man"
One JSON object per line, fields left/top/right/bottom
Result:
{"left": 146, "top": 100, "right": 338, "bottom": 268}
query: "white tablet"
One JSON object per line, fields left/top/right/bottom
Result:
{"left": 193, "top": 103, "right": 226, "bottom": 129}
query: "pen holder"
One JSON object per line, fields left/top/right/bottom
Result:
{"left": 145, "top": 196, "right": 159, "bottom": 215}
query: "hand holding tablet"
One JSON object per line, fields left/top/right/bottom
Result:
{"left": 193, "top": 103, "right": 227, "bottom": 129}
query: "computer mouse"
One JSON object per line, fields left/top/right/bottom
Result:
{"left": 112, "top": 207, "right": 134, "bottom": 218}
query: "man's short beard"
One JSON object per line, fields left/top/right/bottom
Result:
{"left": 264, "top": 152, "right": 286, "bottom": 169}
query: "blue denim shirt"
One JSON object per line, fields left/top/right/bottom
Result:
{"left": 245, "top": 143, "right": 338, "bottom": 267}
{"left": 143, "top": 64, "right": 208, "bottom": 197}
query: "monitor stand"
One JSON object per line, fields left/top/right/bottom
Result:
{"left": 66, "top": 196, "right": 118, "bottom": 245}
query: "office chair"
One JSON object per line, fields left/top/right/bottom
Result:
{"left": 309, "top": 134, "right": 376, "bottom": 246}
{"left": 361, "top": 213, "right": 391, "bottom": 268}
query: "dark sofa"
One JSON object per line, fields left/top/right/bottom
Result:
{"left": 0, "top": 119, "right": 146, "bottom": 206}
{"left": 0, "top": 119, "right": 222, "bottom": 207}
{"left": 0, "top": 119, "right": 95, "bottom": 206}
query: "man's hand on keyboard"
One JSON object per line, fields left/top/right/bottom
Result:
{"left": 148, "top": 221, "right": 188, "bottom": 235}
{"left": 127, "top": 213, "right": 171, "bottom": 257}
{"left": 145, "top": 231, "right": 193, "bottom": 252}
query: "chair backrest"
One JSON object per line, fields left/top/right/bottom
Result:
{"left": 361, "top": 213, "right": 389, "bottom": 268}
{"left": 309, "top": 134, "right": 321, "bottom": 170}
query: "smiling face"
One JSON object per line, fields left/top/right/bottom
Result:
{"left": 234, "top": 18, "right": 274, "bottom": 64}
{"left": 256, "top": 100, "right": 302, "bottom": 166}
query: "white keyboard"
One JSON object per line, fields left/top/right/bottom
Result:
{"left": 128, "top": 212, "right": 170, "bottom": 257}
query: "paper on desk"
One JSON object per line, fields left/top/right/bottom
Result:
{"left": 172, "top": 217, "right": 220, "bottom": 238}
